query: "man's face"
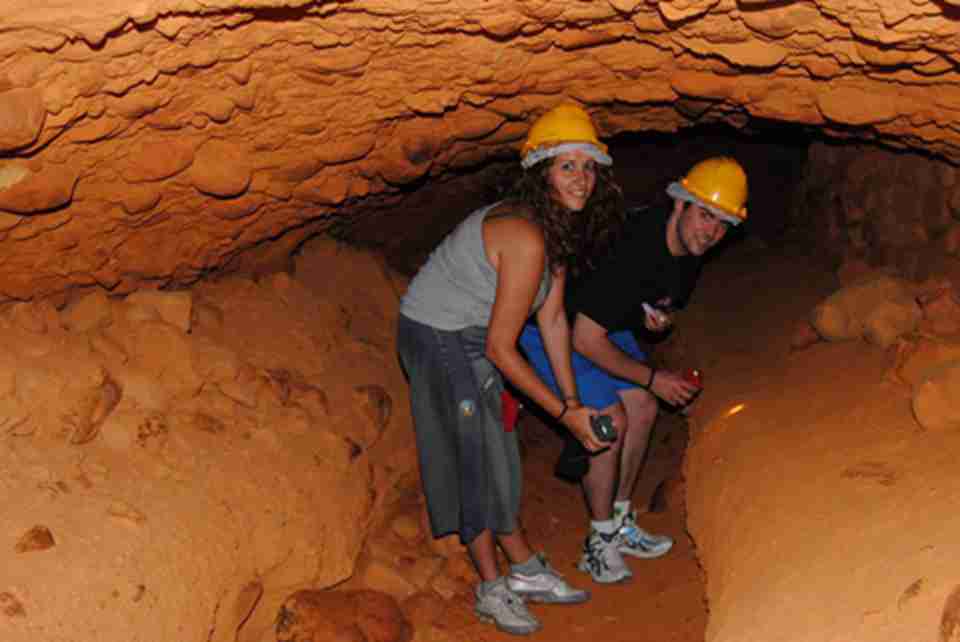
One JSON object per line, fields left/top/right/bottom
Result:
{"left": 677, "top": 202, "right": 731, "bottom": 256}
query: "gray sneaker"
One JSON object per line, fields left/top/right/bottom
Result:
{"left": 507, "top": 553, "right": 590, "bottom": 604}
{"left": 577, "top": 529, "right": 632, "bottom": 584}
{"left": 475, "top": 577, "right": 542, "bottom": 635}
{"left": 616, "top": 511, "right": 673, "bottom": 559}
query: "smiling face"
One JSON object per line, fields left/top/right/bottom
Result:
{"left": 546, "top": 150, "right": 598, "bottom": 212}
{"left": 674, "top": 201, "right": 731, "bottom": 256}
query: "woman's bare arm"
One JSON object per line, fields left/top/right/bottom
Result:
{"left": 484, "top": 214, "right": 604, "bottom": 451}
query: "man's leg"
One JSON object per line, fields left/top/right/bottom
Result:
{"left": 580, "top": 401, "right": 628, "bottom": 521}
{"left": 615, "top": 387, "right": 657, "bottom": 503}
{"left": 515, "top": 323, "right": 632, "bottom": 583}
{"left": 576, "top": 401, "right": 632, "bottom": 584}
{"left": 611, "top": 387, "right": 673, "bottom": 559}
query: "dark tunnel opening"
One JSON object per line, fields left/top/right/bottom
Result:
{"left": 336, "top": 120, "right": 815, "bottom": 279}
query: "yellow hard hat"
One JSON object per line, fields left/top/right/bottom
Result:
{"left": 666, "top": 156, "right": 748, "bottom": 224}
{"left": 521, "top": 103, "right": 612, "bottom": 169}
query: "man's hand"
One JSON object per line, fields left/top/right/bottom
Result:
{"left": 642, "top": 303, "right": 673, "bottom": 333}
{"left": 560, "top": 404, "right": 608, "bottom": 452}
{"left": 650, "top": 369, "right": 700, "bottom": 407}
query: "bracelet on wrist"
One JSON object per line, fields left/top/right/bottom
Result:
{"left": 643, "top": 367, "right": 657, "bottom": 390}
{"left": 556, "top": 400, "right": 569, "bottom": 421}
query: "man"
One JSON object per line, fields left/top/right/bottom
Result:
{"left": 519, "top": 156, "right": 749, "bottom": 583}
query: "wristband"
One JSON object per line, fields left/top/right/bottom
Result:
{"left": 556, "top": 400, "right": 569, "bottom": 421}
{"left": 643, "top": 368, "right": 656, "bottom": 390}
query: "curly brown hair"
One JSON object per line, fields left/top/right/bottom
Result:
{"left": 504, "top": 159, "right": 625, "bottom": 280}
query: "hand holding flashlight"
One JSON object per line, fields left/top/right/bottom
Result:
{"left": 642, "top": 302, "right": 672, "bottom": 331}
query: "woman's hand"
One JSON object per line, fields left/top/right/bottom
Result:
{"left": 649, "top": 369, "right": 699, "bottom": 407}
{"left": 560, "top": 403, "right": 608, "bottom": 452}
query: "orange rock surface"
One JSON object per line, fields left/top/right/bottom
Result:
{"left": 3, "top": 0, "right": 960, "bottom": 299}
{"left": 5, "top": 4, "right": 960, "bottom": 642}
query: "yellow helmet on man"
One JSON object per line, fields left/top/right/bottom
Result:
{"left": 521, "top": 103, "right": 612, "bottom": 169}
{"left": 666, "top": 156, "right": 748, "bottom": 225}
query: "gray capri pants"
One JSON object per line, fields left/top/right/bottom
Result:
{"left": 397, "top": 314, "right": 522, "bottom": 545}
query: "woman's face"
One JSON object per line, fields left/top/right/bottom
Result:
{"left": 546, "top": 150, "right": 598, "bottom": 212}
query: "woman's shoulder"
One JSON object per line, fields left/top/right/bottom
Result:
{"left": 485, "top": 203, "right": 541, "bottom": 237}
{"left": 483, "top": 201, "right": 545, "bottom": 255}
{"left": 485, "top": 199, "right": 537, "bottom": 222}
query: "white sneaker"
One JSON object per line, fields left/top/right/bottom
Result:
{"left": 577, "top": 529, "right": 632, "bottom": 584}
{"left": 507, "top": 553, "right": 590, "bottom": 604}
{"left": 616, "top": 511, "right": 673, "bottom": 559}
{"left": 475, "top": 578, "right": 542, "bottom": 635}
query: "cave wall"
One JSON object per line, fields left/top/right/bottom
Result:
{"left": 5, "top": 0, "right": 960, "bottom": 300}
{"left": 790, "top": 141, "right": 960, "bottom": 283}
{"left": 0, "top": 243, "right": 418, "bottom": 642}
{"left": 7, "top": 3, "right": 960, "bottom": 640}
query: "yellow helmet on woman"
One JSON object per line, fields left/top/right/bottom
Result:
{"left": 521, "top": 103, "right": 612, "bottom": 169}
{"left": 666, "top": 157, "right": 748, "bottom": 225}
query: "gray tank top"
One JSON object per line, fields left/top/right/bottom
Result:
{"left": 400, "top": 202, "right": 553, "bottom": 331}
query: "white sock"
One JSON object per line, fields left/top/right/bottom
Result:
{"left": 591, "top": 519, "right": 616, "bottom": 535}
{"left": 613, "top": 500, "right": 632, "bottom": 525}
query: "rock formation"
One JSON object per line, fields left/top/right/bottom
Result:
{"left": 6, "top": 2, "right": 960, "bottom": 642}
{"left": 3, "top": 0, "right": 960, "bottom": 300}
{"left": 0, "top": 238, "right": 418, "bottom": 642}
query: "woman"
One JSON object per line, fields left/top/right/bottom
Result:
{"left": 397, "top": 103, "right": 624, "bottom": 635}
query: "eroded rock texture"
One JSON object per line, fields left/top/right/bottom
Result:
{"left": 0, "top": 239, "right": 418, "bottom": 642}
{"left": 3, "top": 0, "right": 960, "bottom": 300}
{"left": 790, "top": 142, "right": 960, "bottom": 281}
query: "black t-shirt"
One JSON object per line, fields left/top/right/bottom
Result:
{"left": 566, "top": 206, "right": 702, "bottom": 333}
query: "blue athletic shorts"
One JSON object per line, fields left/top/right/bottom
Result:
{"left": 518, "top": 324, "right": 647, "bottom": 410}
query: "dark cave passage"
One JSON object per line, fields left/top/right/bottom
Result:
{"left": 337, "top": 121, "right": 815, "bottom": 280}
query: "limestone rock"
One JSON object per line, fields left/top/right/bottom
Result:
{"left": 189, "top": 139, "right": 252, "bottom": 197}
{"left": 0, "top": 161, "right": 78, "bottom": 214}
{"left": 61, "top": 290, "right": 113, "bottom": 332}
{"left": 125, "top": 320, "right": 203, "bottom": 397}
{"left": 913, "top": 360, "right": 960, "bottom": 431}
{"left": 789, "top": 319, "right": 822, "bottom": 352}
{"left": 352, "top": 557, "right": 420, "bottom": 600}
{"left": 811, "top": 275, "right": 921, "bottom": 349}
{"left": 2, "top": 1, "right": 960, "bottom": 301}
{"left": 0, "top": 592, "right": 26, "bottom": 618}
{"left": 0, "top": 261, "right": 400, "bottom": 642}
{"left": 390, "top": 513, "right": 421, "bottom": 542}
{"left": 402, "top": 591, "right": 447, "bottom": 632}
{"left": 0, "top": 88, "right": 46, "bottom": 151}
{"left": 14, "top": 525, "right": 55, "bottom": 553}
{"left": 276, "top": 589, "right": 412, "bottom": 642}
{"left": 3, "top": 300, "right": 61, "bottom": 335}
{"left": 65, "top": 367, "right": 122, "bottom": 444}
{"left": 121, "top": 139, "right": 194, "bottom": 182}
{"left": 918, "top": 287, "right": 960, "bottom": 336}
{"left": 125, "top": 290, "right": 193, "bottom": 333}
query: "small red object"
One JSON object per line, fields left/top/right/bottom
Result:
{"left": 683, "top": 368, "right": 703, "bottom": 388}
{"left": 501, "top": 389, "right": 520, "bottom": 432}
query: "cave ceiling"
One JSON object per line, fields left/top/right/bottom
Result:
{"left": 2, "top": 0, "right": 960, "bottom": 300}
